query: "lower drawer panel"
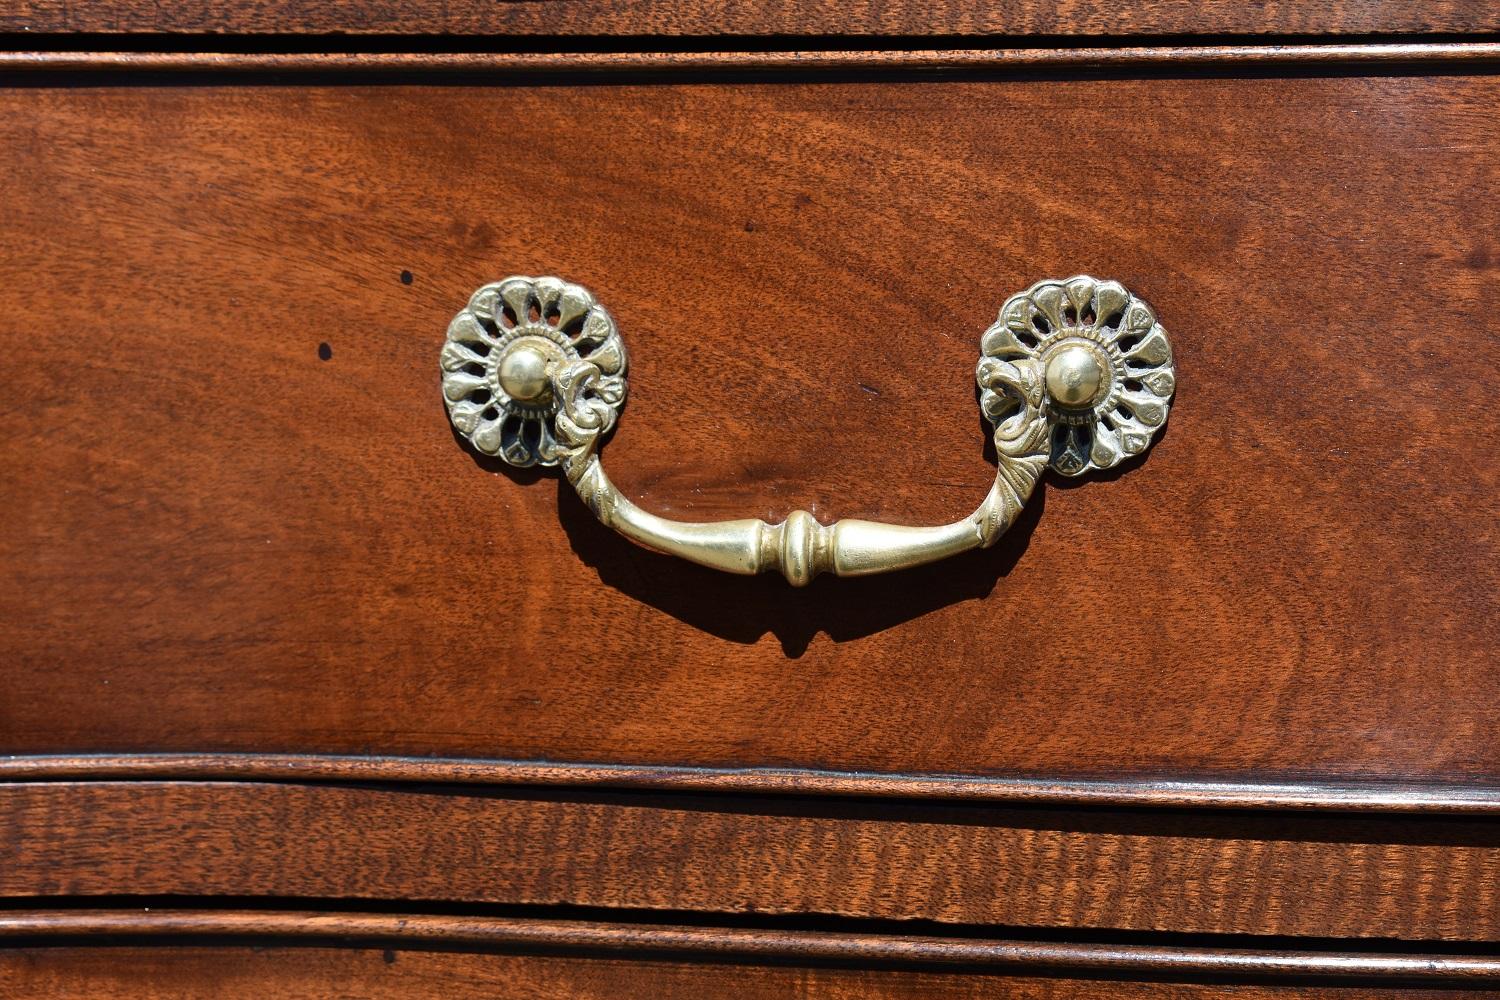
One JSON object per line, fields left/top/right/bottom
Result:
{"left": 3, "top": 781, "right": 1497, "bottom": 941}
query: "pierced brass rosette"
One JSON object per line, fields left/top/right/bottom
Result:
{"left": 440, "top": 276, "right": 628, "bottom": 468}
{"left": 979, "top": 276, "right": 1175, "bottom": 476}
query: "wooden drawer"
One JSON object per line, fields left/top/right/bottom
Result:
{"left": 2, "top": 26, "right": 1498, "bottom": 996}
{"left": 2, "top": 73, "right": 1497, "bottom": 782}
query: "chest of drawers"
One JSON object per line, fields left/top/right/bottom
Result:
{"left": 2, "top": 4, "right": 1498, "bottom": 996}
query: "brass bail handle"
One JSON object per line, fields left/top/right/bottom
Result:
{"left": 440, "top": 275, "right": 1175, "bottom": 585}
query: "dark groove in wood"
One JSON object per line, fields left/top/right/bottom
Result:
{"left": 2, "top": 910, "right": 1498, "bottom": 982}
{"left": 2, "top": 43, "right": 1500, "bottom": 76}
{"left": 4, "top": 753, "right": 1499, "bottom": 815}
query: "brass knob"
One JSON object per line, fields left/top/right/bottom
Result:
{"left": 441, "top": 275, "right": 1175, "bottom": 584}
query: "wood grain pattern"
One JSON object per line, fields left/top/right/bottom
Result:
{"left": 5, "top": 946, "right": 1489, "bottom": 1000}
{"left": 6, "top": 44, "right": 1500, "bottom": 76}
{"left": 6, "top": 910, "right": 1500, "bottom": 983}
{"left": 0, "top": 76, "right": 1497, "bottom": 785}
{"left": 6, "top": 0, "right": 1500, "bottom": 38}
{"left": 3, "top": 782, "right": 1498, "bottom": 941}
{"left": 10, "top": 753, "right": 1500, "bottom": 813}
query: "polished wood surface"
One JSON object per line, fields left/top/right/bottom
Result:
{"left": 6, "top": 945, "right": 1489, "bottom": 1000}
{"left": 7, "top": 0, "right": 1500, "bottom": 37}
{"left": 7, "top": 44, "right": 1500, "bottom": 76}
{"left": 1, "top": 74, "right": 1497, "bottom": 785}
{"left": 3, "top": 13, "right": 1499, "bottom": 995}
{"left": 6, "top": 911, "right": 1500, "bottom": 984}
{"left": 12, "top": 752, "right": 1500, "bottom": 812}
{"left": 4, "top": 782, "right": 1498, "bottom": 940}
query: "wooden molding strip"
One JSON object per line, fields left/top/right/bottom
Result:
{"left": 2, "top": 910, "right": 1498, "bottom": 982}
{"left": 5, "top": 753, "right": 1499, "bottom": 814}
{"left": 1, "top": 44, "right": 1500, "bottom": 75}
{"left": 5, "top": 1, "right": 1499, "bottom": 38}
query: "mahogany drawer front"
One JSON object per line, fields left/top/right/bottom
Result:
{"left": 1, "top": 72, "right": 1497, "bottom": 786}
{"left": 2, "top": 39, "right": 1500, "bottom": 997}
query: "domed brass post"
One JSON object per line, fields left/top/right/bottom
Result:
{"left": 1044, "top": 344, "right": 1107, "bottom": 408}
{"left": 496, "top": 339, "right": 563, "bottom": 404}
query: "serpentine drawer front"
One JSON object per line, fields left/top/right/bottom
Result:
{"left": 2, "top": 6, "right": 1499, "bottom": 997}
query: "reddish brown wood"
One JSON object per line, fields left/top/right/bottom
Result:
{"left": 8, "top": 753, "right": 1500, "bottom": 813}
{"left": 5, "top": 910, "right": 1500, "bottom": 983}
{"left": 0, "top": 75, "right": 1497, "bottom": 784}
{"left": 5, "top": 44, "right": 1500, "bottom": 76}
{"left": 5, "top": 0, "right": 1500, "bottom": 37}
{"left": 4, "top": 945, "right": 1487, "bottom": 1000}
{"left": 2, "top": 782, "right": 1497, "bottom": 941}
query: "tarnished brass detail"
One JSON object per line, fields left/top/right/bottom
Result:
{"left": 441, "top": 275, "right": 1175, "bottom": 584}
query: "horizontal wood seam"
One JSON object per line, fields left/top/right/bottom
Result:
{"left": 2, "top": 43, "right": 1500, "bottom": 75}
{"left": 2, "top": 910, "right": 1497, "bottom": 982}
{"left": 4, "top": 753, "right": 1498, "bottom": 814}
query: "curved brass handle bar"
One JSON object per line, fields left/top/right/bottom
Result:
{"left": 558, "top": 358, "right": 1051, "bottom": 586}
{"left": 441, "top": 275, "right": 1175, "bottom": 586}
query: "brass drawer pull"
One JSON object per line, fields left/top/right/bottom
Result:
{"left": 440, "top": 275, "right": 1175, "bottom": 585}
